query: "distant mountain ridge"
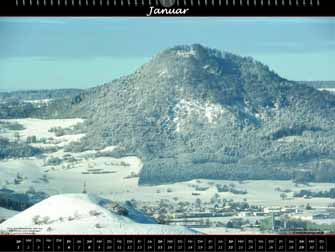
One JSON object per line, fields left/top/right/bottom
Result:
{"left": 4, "top": 44, "right": 335, "bottom": 185}
{"left": 0, "top": 89, "right": 82, "bottom": 102}
{"left": 300, "top": 81, "right": 335, "bottom": 89}
{"left": 0, "top": 89, "right": 82, "bottom": 119}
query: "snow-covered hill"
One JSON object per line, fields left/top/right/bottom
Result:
{"left": 0, "top": 194, "right": 198, "bottom": 234}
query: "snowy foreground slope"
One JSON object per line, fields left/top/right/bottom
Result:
{"left": 0, "top": 194, "right": 198, "bottom": 234}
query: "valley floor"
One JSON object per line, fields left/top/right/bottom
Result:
{"left": 1, "top": 118, "right": 335, "bottom": 234}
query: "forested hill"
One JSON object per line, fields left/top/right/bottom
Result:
{"left": 3, "top": 44, "right": 335, "bottom": 185}
{"left": 48, "top": 44, "right": 335, "bottom": 185}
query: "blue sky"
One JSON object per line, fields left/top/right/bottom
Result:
{"left": 0, "top": 17, "right": 334, "bottom": 91}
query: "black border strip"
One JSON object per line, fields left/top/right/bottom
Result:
{"left": 0, "top": 0, "right": 334, "bottom": 16}
{"left": 0, "top": 234, "right": 333, "bottom": 252}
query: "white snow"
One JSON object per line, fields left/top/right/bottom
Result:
{"left": 0, "top": 194, "right": 199, "bottom": 234}
{"left": 0, "top": 118, "right": 84, "bottom": 142}
{"left": 176, "top": 49, "right": 196, "bottom": 58}
{"left": 273, "top": 101, "right": 280, "bottom": 111}
{"left": 254, "top": 110, "right": 268, "bottom": 121}
{"left": 23, "top": 99, "right": 52, "bottom": 105}
{"left": 158, "top": 67, "right": 170, "bottom": 78}
{"left": 202, "top": 64, "right": 219, "bottom": 75}
{"left": 276, "top": 135, "right": 308, "bottom": 143}
{"left": 99, "top": 146, "right": 118, "bottom": 153}
{"left": 173, "top": 99, "right": 227, "bottom": 131}
{"left": 318, "top": 88, "right": 335, "bottom": 93}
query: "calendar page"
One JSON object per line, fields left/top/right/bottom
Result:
{"left": 0, "top": 1, "right": 334, "bottom": 251}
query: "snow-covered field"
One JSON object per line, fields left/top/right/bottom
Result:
{"left": 0, "top": 194, "right": 198, "bottom": 234}
{"left": 1, "top": 118, "right": 334, "bottom": 208}
{"left": 0, "top": 118, "right": 142, "bottom": 196}
{"left": 1, "top": 118, "right": 335, "bottom": 234}
{"left": 0, "top": 118, "right": 83, "bottom": 140}
{"left": 318, "top": 88, "right": 335, "bottom": 93}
